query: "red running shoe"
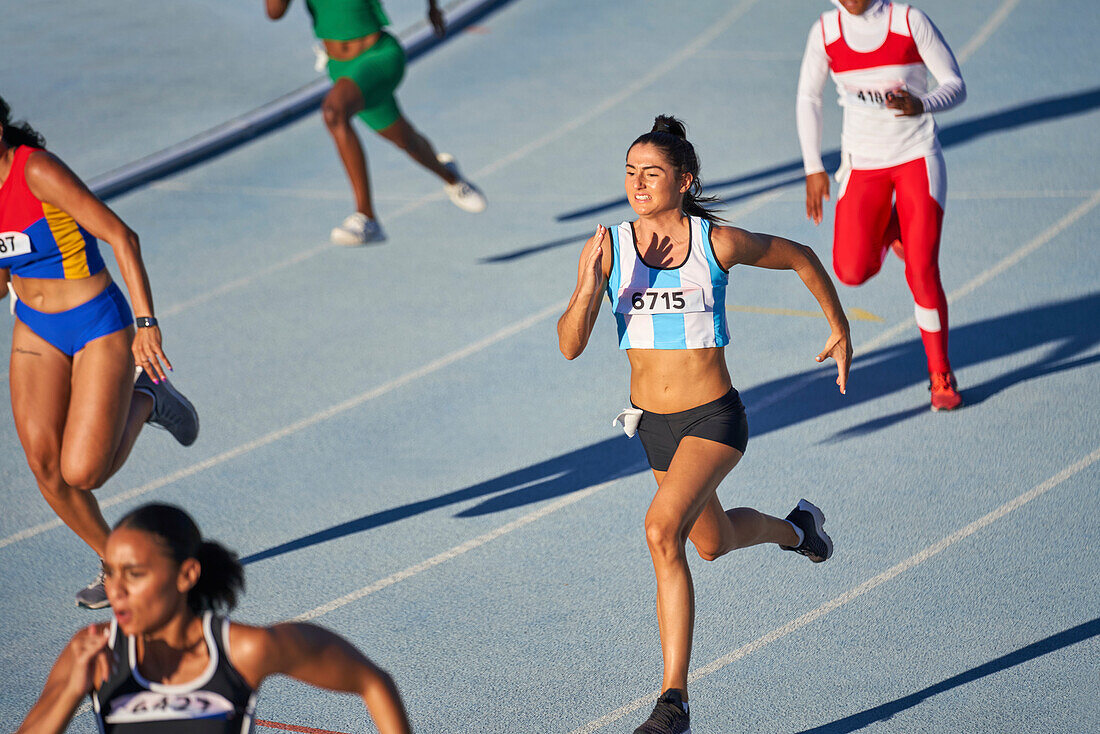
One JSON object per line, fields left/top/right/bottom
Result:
{"left": 930, "top": 371, "right": 962, "bottom": 411}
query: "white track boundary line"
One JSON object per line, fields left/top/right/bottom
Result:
{"left": 65, "top": 467, "right": 642, "bottom": 720}
{"left": 0, "top": 0, "right": 762, "bottom": 389}
{"left": 134, "top": 0, "right": 762, "bottom": 324}
{"left": 2, "top": 2, "right": 768, "bottom": 535}
{"left": 957, "top": 0, "right": 1021, "bottom": 64}
{"left": 473, "top": 0, "right": 760, "bottom": 179}
{"left": 568, "top": 444, "right": 1100, "bottom": 734}
{"left": 291, "top": 472, "right": 636, "bottom": 622}
{"left": 5, "top": 186, "right": 1098, "bottom": 549}
{"left": 0, "top": 0, "right": 1014, "bottom": 385}
{"left": 157, "top": 195, "right": 437, "bottom": 318}
{"left": 750, "top": 187, "right": 1100, "bottom": 412}
{"left": 0, "top": 300, "right": 567, "bottom": 551}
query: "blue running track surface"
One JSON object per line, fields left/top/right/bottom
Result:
{"left": 1, "top": 1, "right": 1097, "bottom": 732}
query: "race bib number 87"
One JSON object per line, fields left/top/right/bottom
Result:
{"left": 0, "top": 231, "right": 32, "bottom": 259}
{"left": 616, "top": 287, "right": 704, "bottom": 314}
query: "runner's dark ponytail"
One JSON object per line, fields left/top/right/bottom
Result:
{"left": 0, "top": 96, "right": 46, "bottom": 148}
{"left": 629, "top": 115, "right": 725, "bottom": 223}
{"left": 115, "top": 503, "right": 244, "bottom": 614}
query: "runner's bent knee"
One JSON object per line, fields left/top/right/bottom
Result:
{"left": 322, "top": 99, "right": 355, "bottom": 130}
{"left": 644, "top": 513, "right": 687, "bottom": 563}
{"left": 322, "top": 83, "right": 361, "bottom": 129}
{"left": 23, "top": 440, "right": 62, "bottom": 488}
{"left": 60, "top": 453, "right": 110, "bottom": 491}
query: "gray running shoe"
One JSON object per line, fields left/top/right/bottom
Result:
{"left": 780, "top": 498, "right": 833, "bottom": 563}
{"left": 134, "top": 369, "right": 199, "bottom": 446}
{"left": 76, "top": 570, "right": 109, "bottom": 609}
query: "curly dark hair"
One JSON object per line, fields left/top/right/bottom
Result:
{"left": 0, "top": 96, "right": 46, "bottom": 148}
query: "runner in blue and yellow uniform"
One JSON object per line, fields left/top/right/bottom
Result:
{"left": 0, "top": 98, "right": 198, "bottom": 610}
{"left": 266, "top": 0, "right": 487, "bottom": 245}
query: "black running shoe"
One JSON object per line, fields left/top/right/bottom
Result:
{"left": 780, "top": 499, "right": 833, "bottom": 563}
{"left": 134, "top": 369, "right": 199, "bottom": 446}
{"left": 634, "top": 689, "right": 690, "bottom": 734}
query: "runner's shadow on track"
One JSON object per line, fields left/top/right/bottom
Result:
{"left": 241, "top": 294, "right": 1097, "bottom": 564}
{"left": 481, "top": 85, "right": 1100, "bottom": 263}
{"left": 240, "top": 437, "right": 648, "bottom": 565}
{"left": 817, "top": 291, "right": 1100, "bottom": 441}
{"left": 793, "top": 616, "right": 1100, "bottom": 733}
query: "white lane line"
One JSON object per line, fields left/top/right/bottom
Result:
{"left": 156, "top": 195, "right": 442, "bottom": 318}
{"left": 472, "top": 0, "right": 761, "bottom": 180}
{"left": 568, "top": 444, "right": 1100, "bottom": 734}
{"left": 5, "top": 186, "right": 1098, "bottom": 547}
{"left": 151, "top": 180, "right": 352, "bottom": 200}
{"left": 727, "top": 188, "right": 785, "bottom": 219}
{"left": 948, "top": 188, "right": 1100, "bottom": 302}
{"left": 0, "top": 0, "right": 762, "bottom": 383}
{"left": 749, "top": 187, "right": 1100, "bottom": 411}
{"left": 152, "top": 181, "right": 1098, "bottom": 204}
{"left": 0, "top": 300, "right": 568, "bottom": 551}
{"left": 0, "top": 0, "right": 1029, "bottom": 385}
{"left": 2, "top": 2, "right": 768, "bottom": 531}
{"left": 946, "top": 190, "right": 1097, "bottom": 200}
{"left": 291, "top": 470, "right": 641, "bottom": 622}
{"left": 957, "top": 0, "right": 1022, "bottom": 64}
{"left": 142, "top": 0, "right": 761, "bottom": 324}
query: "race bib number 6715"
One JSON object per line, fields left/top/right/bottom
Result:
{"left": 0, "top": 231, "right": 32, "bottom": 259}
{"left": 616, "top": 287, "right": 704, "bottom": 314}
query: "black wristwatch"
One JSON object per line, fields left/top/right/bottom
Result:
{"left": 135, "top": 316, "right": 158, "bottom": 328}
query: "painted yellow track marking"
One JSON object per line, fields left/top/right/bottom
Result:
{"left": 727, "top": 305, "right": 884, "bottom": 322}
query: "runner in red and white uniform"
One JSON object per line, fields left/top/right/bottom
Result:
{"left": 796, "top": 0, "right": 966, "bottom": 410}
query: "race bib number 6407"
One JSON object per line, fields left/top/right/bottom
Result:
{"left": 616, "top": 287, "right": 704, "bottom": 314}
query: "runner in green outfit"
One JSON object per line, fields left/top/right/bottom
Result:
{"left": 266, "top": 0, "right": 487, "bottom": 245}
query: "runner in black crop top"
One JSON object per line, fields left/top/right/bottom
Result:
{"left": 17, "top": 503, "right": 415, "bottom": 734}
{"left": 92, "top": 612, "right": 257, "bottom": 733}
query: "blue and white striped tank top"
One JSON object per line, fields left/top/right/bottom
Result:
{"left": 605, "top": 216, "right": 730, "bottom": 350}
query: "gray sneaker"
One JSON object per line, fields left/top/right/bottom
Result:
{"left": 76, "top": 570, "right": 109, "bottom": 609}
{"left": 134, "top": 369, "right": 199, "bottom": 446}
{"left": 780, "top": 498, "right": 833, "bottom": 563}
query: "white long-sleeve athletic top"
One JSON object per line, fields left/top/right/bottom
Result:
{"left": 796, "top": 0, "right": 966, "bottom": 173}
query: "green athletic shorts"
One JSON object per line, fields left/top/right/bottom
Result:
{"left": 326, "top": 30, "right": 406, "bottom": 131}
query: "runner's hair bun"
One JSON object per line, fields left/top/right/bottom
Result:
{"left": 651, "top": 115, "right": 687, "bottom": 140}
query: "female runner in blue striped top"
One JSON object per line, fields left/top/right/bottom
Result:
{"left": 557, "top": 116, "right": 852, "bottom": 734}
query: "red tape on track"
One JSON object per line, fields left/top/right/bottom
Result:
{"left": 255, "top": 719, "right": 351, "bottom": 734}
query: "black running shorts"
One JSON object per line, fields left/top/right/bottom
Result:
{"left": 634, "top": 388, "right": 749, "bottom": 471}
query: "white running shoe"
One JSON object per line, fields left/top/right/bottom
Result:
{"left": 330, "top": 213, "right": 386, "bottom": 246}
{"left": 438, "top": 153, "right": 487, "bottom": 213}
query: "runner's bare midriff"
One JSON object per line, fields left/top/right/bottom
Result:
{"left": 323, "top": 31, "right": 382, "bottom": 61}
{"left": 627, "top": 347, "right": 733, "bottom": 413}
{"left": 11, "top": 270, "right": 114, "bottom": 313}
